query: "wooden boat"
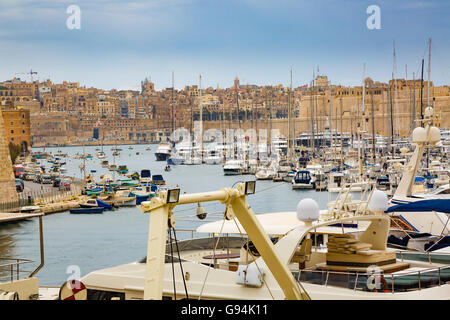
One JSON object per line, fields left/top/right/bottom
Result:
{"left": 80, "top": 199, "right": 113, "bottom": 210}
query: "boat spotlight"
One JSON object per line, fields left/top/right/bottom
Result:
{"left": 166, "top": 188, "right": 180, "bottom": 204}
{"left": 244, "top": 181, "right": 256, "bottom": 195}
{"left": 196, "top": 203, "right": 207, "bottom": 220}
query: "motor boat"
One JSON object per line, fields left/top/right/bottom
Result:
{"left": 155, "top": 143, "right": 172, "bottom": 161}
{"left": 292, "top": 170, "right": 315, "bottom": 189}
{"left": 78, "top": 183, "right": 450, "bottom": 300}
{"left": 223, "top": 159, "right": 246, "bottom": 176}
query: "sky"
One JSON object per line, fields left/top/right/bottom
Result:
{"left": 0, "top": 0, "right": 449, "bottom": 90}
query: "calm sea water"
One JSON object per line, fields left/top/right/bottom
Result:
{"left": 0, "top": 144, "right": 342, "bottom": 286}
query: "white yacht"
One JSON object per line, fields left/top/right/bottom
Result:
{"left": 76, "top": 184, "right": 450, "bottom": 300}
{"left": 154, "top": 143, "right": 172, "bottom": 161}
{"left": 291, "top": 170, "right": 315, "bottom": 189}
{"left": 223, "top": 159, "right": 246, "bottom": 175}
{"left": 387, "top": 107, "right": 449, "bottom": 237}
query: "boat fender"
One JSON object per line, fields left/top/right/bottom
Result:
{"left": 236, "top": 264, "right": 264, "bottom": 287}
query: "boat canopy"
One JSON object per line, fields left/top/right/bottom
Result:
{"left": 386, "top": 199, "right": 450, "bottom": 214}
{"left": 141, "top": 169, "right": 151, "bottom": 178}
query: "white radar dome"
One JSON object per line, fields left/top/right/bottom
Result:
{"left": 412, "top": 127, "right": 427, "bottom": 143}
{"left": 429, "top": 126, "right": 441, "bottom": 144}
{"left": 368, "top": 189, "right": 389, "bottom": 212}
{"left": 296, "top": 198, "right": 320, "bottom": 222}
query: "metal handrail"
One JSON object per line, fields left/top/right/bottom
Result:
{"left": 297, "top": 265, "right": 450, "bottom": 292}
{"left": 0, "top": 258, "right": 35, "bottom": 283}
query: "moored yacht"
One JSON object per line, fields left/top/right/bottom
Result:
{"left": 77, "top": 184, "right": 450, "bottom": 300}
{"left": 155, "top": 143, "right": 172, "bottom": 161}
{"left": 223, "top": 159, "right": 246, "bottom": 175}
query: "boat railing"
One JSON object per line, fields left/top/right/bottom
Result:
{"left": 295, "top": 264, "right": 450, "bottom": 293}
{"left": 397, "top": 250, "right": 450, "bottom": 265}
{"left": 0, "top": 257, "right": 35, "bottom": 284}
{"left": 329, "top": 182, "right": 374, "bottom": 217}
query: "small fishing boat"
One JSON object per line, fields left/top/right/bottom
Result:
{"left": 140, "top": 169, "right": 152, "bottom": 183}
{"left": 85, "top": 187, "right": 104, "bottom": 196}
{"left": 130, "top": 172, "right": 140, "bottom": 180}
{"left": 130, "top": 185, "right": 156, "bottom": 205}
{"left": 118, "top": 178, "right": 140, "bottom": 188}
{"left": 80, "top": 199, "right": 113, "bottom": 210}
{"left": 118, "top": 165, "right": 128, "bottom": 175}
{"left": 151, "top": 174, "right": 165, "bottom": 185}
{"left": 70, "top": 207, "right": 105, "bottom": 214}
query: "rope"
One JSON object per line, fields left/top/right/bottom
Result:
{"left": 172, "top": 227, "right": 190, "bottom": 300}
{"left": 231, "top": 217, "right": 275, "bottom": 300}
{"left": 198, "top": 216, "right": 227, "bottom": 300}
{"left": 168, "top": 228, "right": 176, "bottom": 300}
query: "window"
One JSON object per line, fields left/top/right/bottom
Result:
{"left": 11, "top": 130, "right": 14, "bottom": 134}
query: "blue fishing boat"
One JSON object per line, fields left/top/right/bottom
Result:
{"left": 80, "top": 199, "right": 113, "bottom": 210}
{"left": 130, "top": 185, "right": 157, "bottom": 205}
{"left": 70, "top": 207, "right": 105, "bottom": 214}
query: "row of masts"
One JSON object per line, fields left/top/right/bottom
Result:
{"left": 167, "top": 38, "right": 433, "bottom": 166}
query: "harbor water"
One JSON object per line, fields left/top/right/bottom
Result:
{"left": 0, "top": 144, "right": 343, "bottom": 286}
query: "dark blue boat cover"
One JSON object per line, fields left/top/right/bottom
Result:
{"left": 386, "top": 199, "right": 450, "bottom": 214}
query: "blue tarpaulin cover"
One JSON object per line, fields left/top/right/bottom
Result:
{"left": 386, "top": 199, "right": 450, "bottom": 214}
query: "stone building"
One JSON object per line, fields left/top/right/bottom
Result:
{"left": 1, "top": 104, "right": 31, "bottom": 153}
{"left": 0, "top": 109, "right": 19, "bottom": 203}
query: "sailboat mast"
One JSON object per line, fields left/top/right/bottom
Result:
{"left": 171, "top": 71, "right": 175, "bottom": 138}
{"left": 389, "top": 86, "right": 394, "bottom": 155}
{"left": 287, "top": 72, "right": 291, "bottom": 160}
{"left": 310, "top": 71, "right": 315, "bottom": 155}
{"left": 427, "top": 38, "right": 431, "bottom": 108}
{"left": 420, "top": 59, "right": 424, "bottom": 123}
{"left": 360, "top": 64, "right": 365, "bottom": 176}
{"left": 269, "top": 91, "right": 273, "bottom": 158}
{"left": 199, "top": 75, "right": 203, "bottom": 161}
{"left": 371, "top": 89, "right": 376, "bottom": 161}
{"left": 412, "top": 72, "right": 416, "bottom": 132}
{"left": 392, "top": 41, "right": 399, "bottom": 156}
{"left": 290, "top": 69, "right": 295, "bottom": 159}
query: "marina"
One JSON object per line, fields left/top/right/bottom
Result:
{"left": 1, "top": 106, "right": 449, "bottom": 300}
{"left": 0, "top": 0, "right": 449, "bottom": 305}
